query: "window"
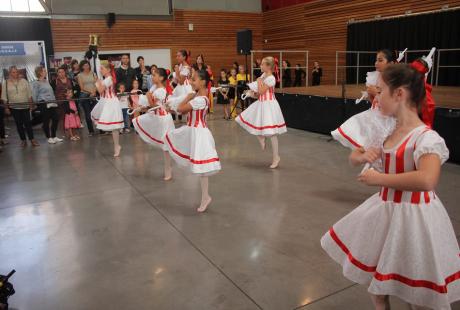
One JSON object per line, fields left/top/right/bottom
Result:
{"left": 0, "top": 0, "right": 46, "bottom": 12}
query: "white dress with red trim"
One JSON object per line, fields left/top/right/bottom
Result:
{"left": 164, "top": 96, "right": 221, "bottom": 175}
{"left": 321, "top": 126, "right": 460, "bottom": 310}
{"left": 331, "top": 99, "right": 395, "bottom": 150}
{"left": 91, "top": 77, "right": 124, "bottom": 131}
{"left": 133, "top": 87, "right": 175, "bottom": 151}
{"left": 167, "top": 64, "right": 194, "bottom": 112}
{"left": 235, "top": 75, "right": 287, "bottom": 136}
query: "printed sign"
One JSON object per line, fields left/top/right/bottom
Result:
{"left": 0, "top": 43, "right": 26, "bottom": 56}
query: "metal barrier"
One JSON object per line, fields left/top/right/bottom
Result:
{"left": 335, "top": 48, "right": 460, "bottom": 86}
{"left": 250, "top": 50, "right": 309, "bottom": 89}
{"left": 436, "top": 48, "right": 460, "bottom": 86}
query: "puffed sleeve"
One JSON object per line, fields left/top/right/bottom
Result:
{"left": 180, "top": 66, "right": 190, "bottom": 77}
{"left": 154, "top": 88, "right": 167, "bottom": 102}
{"left": 414, "top": 130, "right": 449, "bottom": 167}
{"left": 189, "top": 96, "right": 207, "bottom": 110}
{"left": 264, "top": 75, "right": 276, "bottom": 87}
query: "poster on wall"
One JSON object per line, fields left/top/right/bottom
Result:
{"left": 0, "top": 41, "right": 47, "bottom": 82}
{"left": 98, "top": 53, "right": 130, "bottom": 68}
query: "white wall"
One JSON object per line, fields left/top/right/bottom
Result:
{"left": 48, "top": 0, "right": 261, "bottom": 15}
{"left": 54, "top": 48, "right": 171, "bottom": 69}
{"left": 173, "top": 0, "right": 261, "bottom": 13}
{"left": 49, "top": 0, "right": 171, "bottom": 15}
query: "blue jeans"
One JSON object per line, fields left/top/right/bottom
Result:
{"left": 122, "top": 108, "right": 129, "bottom": 129}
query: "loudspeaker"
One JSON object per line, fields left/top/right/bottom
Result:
{"left": 107, "top": 13, "right": 116, "bottom": 28}
{"left": 237, "top": 29, "right": 252, "bottom": 55}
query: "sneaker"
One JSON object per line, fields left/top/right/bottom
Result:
{"left": 53, "top": 137, "right": 64, "bottom": 143}
{"left": 48, "top": 138, "right": 56, "bottom": 144}
{"left": 125, "top": 128, "right": 130, "bottom": 133}
{"left": 119, "top": 129, "right": 123, "bottom": 134}
{"left": 80, "top": 123, "right": 84, "bottom": 128}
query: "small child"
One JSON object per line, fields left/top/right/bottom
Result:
{"left": 217, "top": 69, "right": 230, "bottom": 119}
{"left": 117, "top": 83, "right": 130, "bottom": 133}
{"left": 130, "top": 79, "right": 141, "bottom": 122}
{"left": 64, "top": 89, "right": 81, "bottom": 141}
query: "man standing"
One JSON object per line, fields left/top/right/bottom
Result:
{"left": 134, "top": 56, "right": 150, "bottom": 92}
{"left": 116, "top": 54, "right": 136, "bottom": 91}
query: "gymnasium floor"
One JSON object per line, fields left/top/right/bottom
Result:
{"left": 1, "top": 111, "right": 460, "bottom": 310}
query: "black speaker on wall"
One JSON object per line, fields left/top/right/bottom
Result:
{"left": 237, "top": 29, "right": 252, "bottom": 55}
{"left": 107, "top": 13, "right": 116, "bottom": 28}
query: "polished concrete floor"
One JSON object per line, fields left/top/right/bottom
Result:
{"left": 1, "top": 110, "right": 460, "bottom": 310}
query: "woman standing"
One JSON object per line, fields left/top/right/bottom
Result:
{"left": 311, "top": 61, "right": 322, "bottom": 86}
{"left": 32, "top": 66, "right": 63, "bottom": 144}
{"left": 0, "top": 66, "right": 39, "bottom": 147}
{"left": 77, "top": 60, "right": 97, "bottom": 136}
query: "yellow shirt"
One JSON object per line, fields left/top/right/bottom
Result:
{"left": 236, "top": 73, "right": 250, "bottom": 82}
{"left": 228, "top": 76, "right": 237, "bottom": 86}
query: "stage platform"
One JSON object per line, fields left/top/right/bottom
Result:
{"left": 278, "top": 85, "right": 460, "bottom": 109}
{"left": 274, "top": 84, "right": 460, "bottom": 163}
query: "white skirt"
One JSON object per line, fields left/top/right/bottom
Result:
{"left": 164, "top": 126, "right": 221, "bottom": 175}
{"left": 321, "top": 193, "right": 460, "bottom": 309}
{"left": 133, "top": 112, "right": 175, "bottom": 151}
{"left": 235, "top": 99, "right": 287, "bottom": 136}
{"left": 91, "top": 97, "right": 124, "bottom": 131}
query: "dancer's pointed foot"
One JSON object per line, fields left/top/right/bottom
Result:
{"left": 270, "top": 156, "right": 280, "bottom": 169}
{"left": 197, "top": 196, "right": 212, "bottom": 213}
{"left": 257, "top": 136, "right": 266, "bottom": 150}
{"left": 114, "top": 145, "right": 122, "bottom": 157}
{"left": 163, "top": 169, "right": 172, "bottom": 181}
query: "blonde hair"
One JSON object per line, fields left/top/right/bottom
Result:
{"left": 262, "top": 57, "right": 275, "bottom": 70}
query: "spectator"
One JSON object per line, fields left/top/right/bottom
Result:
{"left": 293, "top": 64, "right": 306, "bottom": 87}
{"left": 134, "top": 56, "right": 150, "bottom": 92}
{"left": 0, "top": 81, "right": 7, "bottom": 146}
{"left": 55, "top": 66, "right": 72, "bottom": 101}
{"left": 232, "top": 62, "right": 239, "bottom": 72}
{"left": 116, "top": 54, "right": 136, "bottom": 91}
{"left": 68, "top": 59, "right": 81, "bottom": 97}
{"left": 236, "top": 65, "right": 250, "bottom": 110}
{"left": 217, "top": 69, "right": 230, "bottom": 119}
{"left": 146, "top": 65, "right": 158, "bottom": 91}
{"left": 312, "top": 61, "right": 322, "bottom": 86}
{"left": 253, "top": 58, "right": 262, "bottom": 79}
{"left": 77, "top": 60, "right": 97, "bottom": 136}
{"left": 1, "top": 66, "right": 39, "bottom": 147}
{"left": 32, "top": 66, "right": 63, "bottom": 144}
{"left": 228, "top": 68, "right": 238, "bottom": 119}
{"left": 282, "top": 60, "right": 292, "bottom": 87}
{"left": 193, "top": 54, "right": 206, "bottom": 71}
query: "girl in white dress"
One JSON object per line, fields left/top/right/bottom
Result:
{"left": 164, "top": 69, "right": 221, "bottom": 213}
{"left": 91, "top": 63, "right": 124, "bottom": 157}
{"left": 133, "top": 68, "right": 175, "bottom": 180}
{"left": 321, "top": 63, "right": 460, "bottom": 310}
{"left": 235, "top": 57, "right": 287, "bottom": 168}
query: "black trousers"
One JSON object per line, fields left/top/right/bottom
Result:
{"left": 79, "top": 93, "right": 95, "bottom": 134}
{"left": 10, "top": 108, "right": 34, "bottom": 141}
{"left": 0, "top": 106, "right": 5, "bottom": 139}
{"left": 293, "top": 78, "right": 302, "bottom": 87}
{"left": 41, "top": 105, "right": 60, "bottom": 138}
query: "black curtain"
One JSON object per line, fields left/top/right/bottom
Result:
{"left": 0, "top": 17, "right": 54, "bottom": 57}
{"left": 346, "top": 10, "right": 460, "bottom": 86}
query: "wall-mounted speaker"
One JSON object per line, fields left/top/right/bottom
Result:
{"left": 237, "top": 29, "right": 252, "bottom": 55}
{"left": 107, "top": 13, "right": 116, "bottom": 28}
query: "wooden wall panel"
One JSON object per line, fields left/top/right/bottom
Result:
{"left": 263, "top": 0, "right": 460, "bottom": 85}
{"left": 51, "top": 10, "right": 262, "bottom": 74}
